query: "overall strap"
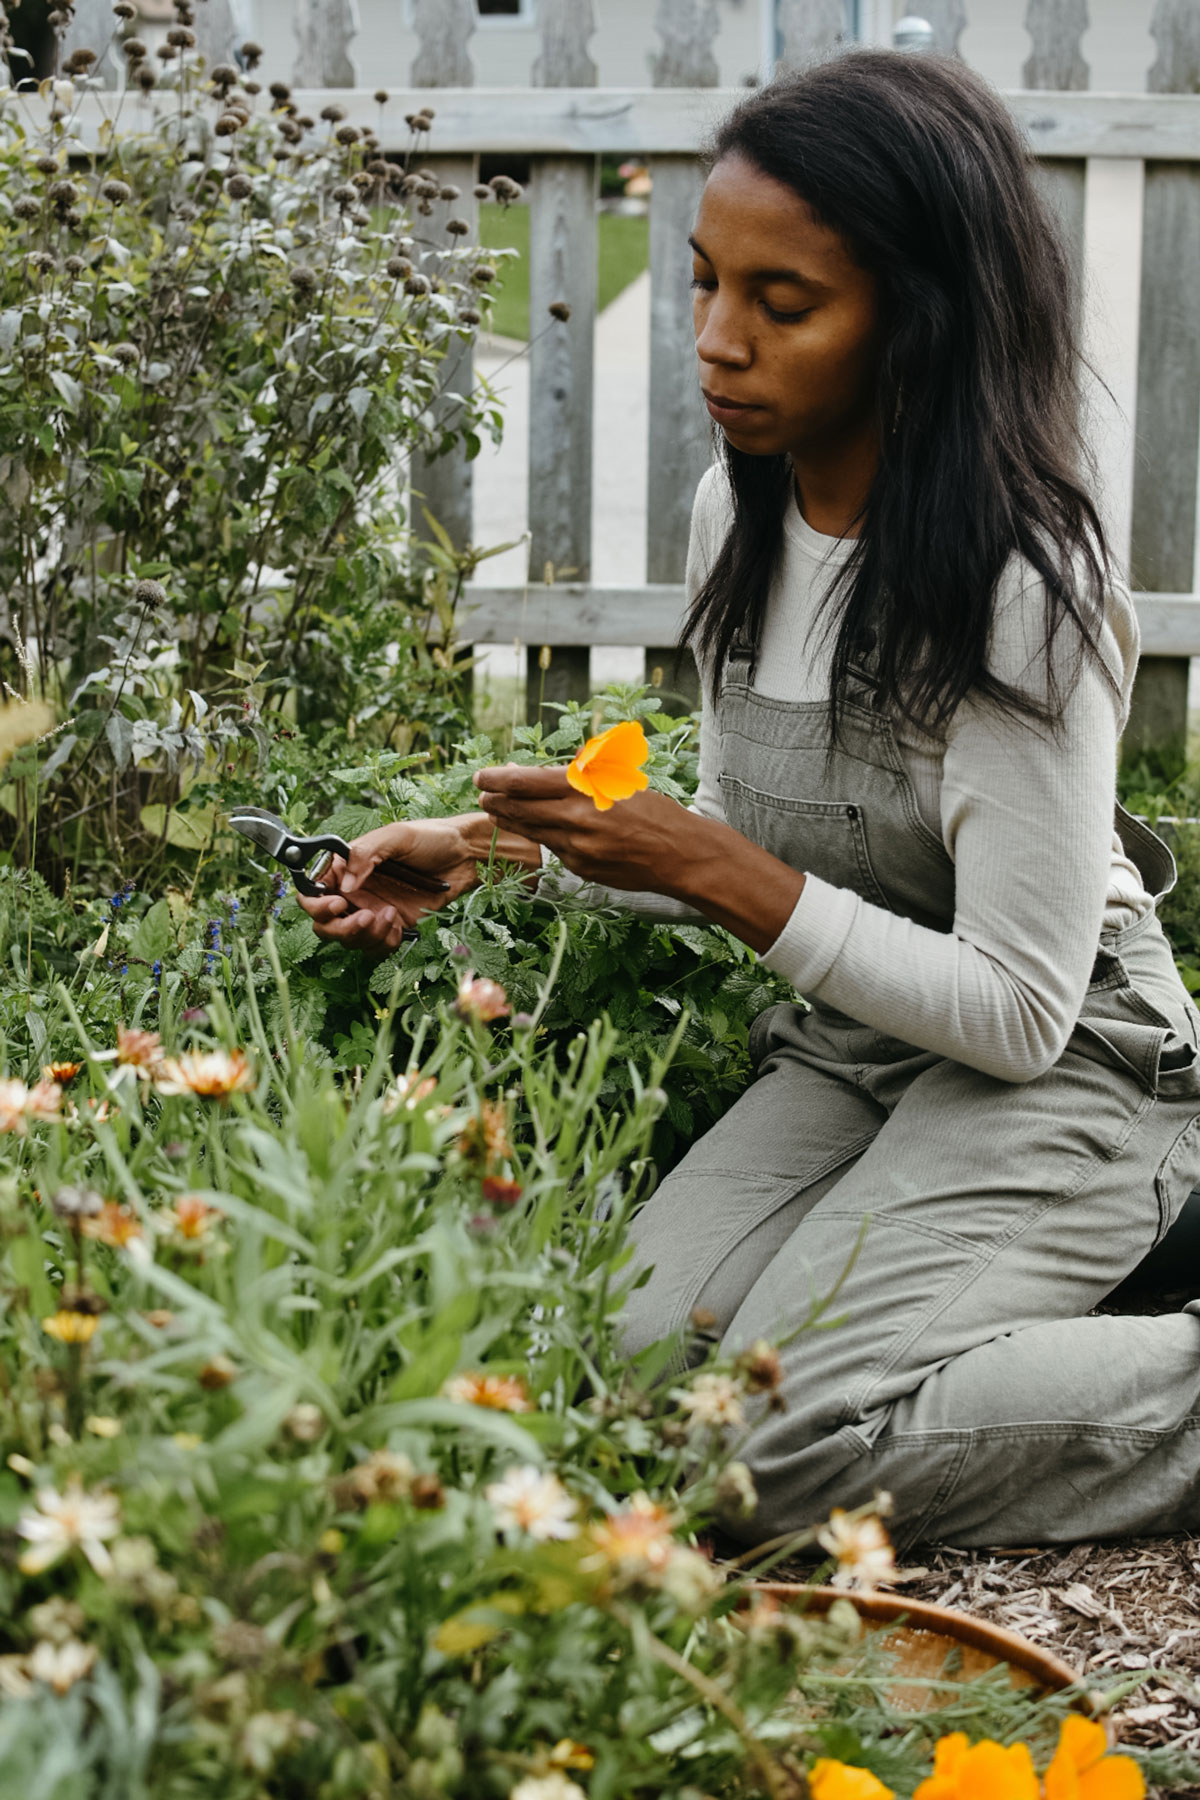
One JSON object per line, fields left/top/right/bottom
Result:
{"left": 724, "top": 631, "right": 757, "bottom": 688}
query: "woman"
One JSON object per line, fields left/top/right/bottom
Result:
{"left": 301, "top": 51, "right": 1200, "bottom": 1550}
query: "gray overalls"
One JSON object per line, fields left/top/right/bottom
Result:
{"left": 619, "top": 633, "right": 1200, "bottom": 1549}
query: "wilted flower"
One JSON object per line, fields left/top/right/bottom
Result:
{"left": 18, "top": 1480, "right": 121, "bottom": 1575}
{"left": 13, "top": 194, "right": 41, "bottom": 219}
{"left": 336, "top": 1449, "right": 415, "bottom": 1508}
{"left": 817, "top": 1509, "right": 896, "bottom": 1591}
{"left": 485, "top": 1465, "right": 578, "bottom": 1542}
{"left": 566, "top": 720, "right": 650, "bottom": 812}
{"left": 226, "top": 173, "right": 253, "bottom": 201}
{"left": 50, "top": 1183, "right": 104, "bottom": 1222}
{"left": 111, "top": 341, "right": 140, "bottom": 367}
{"left": 26, "top": 1596, "right": 85, "bottom": 1644}
{"left": 443, "top": 1371, "right": 533, "bottom": 1412}
{"left": 283, "top": 1403, "right": 325, "bottom": 1442}
{"left": 548, "top": 300, "right": 571, "bottom": 322}
{"left": 28, "top": 251, "right": 56, "bottom": 277}
{"left": 155, "top": 1049, "right": 253, "bottom": 1098}
{"left": 199, "top": 1354, "right": 238, "bottom": 1390}
{"left": 386, "top": 254, "right": 412, "bottom": 281}
{"left": 289, "top": 263, "right": 318, "bottom": 296}
{"left": 676, "top": 1371, "right": 746, "bottom": 1430}
{"left": 714, "top": 1460, "right": 758, "bottom": 1521}
{"left": 454, "top": 971, "right": 509, "bottom": 1024}
{"left": 657, "top": 1543, "right": 722, "bottom": 1610}
{"left": 27, "top": 1637, "right": 96, "bottom": 1693}
{"left": 457, "top": 306, "right": 482, "bottom": 327}
{"left": 116, "top": 1022, "right": 161, "bottom": 1065}
{"left": 64, "top": 254, "right": 85, "bottom": 276}
{"left": 25, "top": 1079, "right": 63, "bottom": 1121}
{"left": 100, "top": 179, "right": 131, "bottom": 206}
{"left": 457, "top": 1099, "right": 511, "bottom": 1168}
{"left": 481, "top": 1175, "right": 523, "bottom": 1206}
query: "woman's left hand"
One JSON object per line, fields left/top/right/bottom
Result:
{"left": 473, "top": 763, "right": 685, "bottom": 894}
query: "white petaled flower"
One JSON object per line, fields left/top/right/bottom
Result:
{"left": 816, "top": 1508, "right": 896, "bottom": 1590}
{"left": 17, "top": 1480, "right": 121, "bottom": 1576}
{"left": 510, "top": 1775, "right": 588, "bottom": 1800}
{"left": 485, "top": 1465, "right": 578, "bottom": 1542}
{"left": 27, "top": 1636, "right": 96, "bottom": 1693}
{"left": 0, "top": 1077, "right": 30, "bottom": 1133}
{"left": 676, "top": 1372, "right": 746, "bottom": 1430}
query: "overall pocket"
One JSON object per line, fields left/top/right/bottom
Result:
{"left": 717, "top": 776, "right": 893, "bottom": 909}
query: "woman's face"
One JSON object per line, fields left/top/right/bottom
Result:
{"left": 691, "top": 154, "right": 884, "bottom": 465}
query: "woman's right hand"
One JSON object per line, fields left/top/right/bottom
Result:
{"left": 295, "top": 813, "right": 541, "bottom": 956}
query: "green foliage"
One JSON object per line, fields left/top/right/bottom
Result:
{"left": 0, "top": 49, "right": 513, "bottom": 885}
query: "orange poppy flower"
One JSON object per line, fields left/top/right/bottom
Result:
{"left": 43, "top": 1061, "right": 83, "bottom": 1085}
{"left": 914, "top": 1734, "right": 1038, "bottom": 1800}
{"left": 565, "top": 719, "right": 650, "bottom": 811}
{"left": 1043, "top": 1716, "right": 1144, "bottom": 1800}
{"left": 809, "top": 1760, "right": 894, "bottom": 1800}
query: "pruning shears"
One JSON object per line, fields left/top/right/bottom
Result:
{"left": 227, "top": 806, "right": 449, "bottom": 935}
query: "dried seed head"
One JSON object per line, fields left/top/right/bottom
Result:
{"left": 276, "top": 117, "right": 302, "bottom": 144}
{"left": 366, "top": 158, "right": 391, "bottom": 178}
{"left": 385, "top": 255, "right": 411, "bottom": 281}
{"left": 320, "top": 103, "right": 346, "bottom": 124}
{"left": 51, "top": 1184, "right": 105, "bottom": 1222}
{"left": 243, "top": 80, "right": 262, "bottom": 96}
{"left": 473, "top": 183, "right": 492, "bottom": 200}
{"left": 136, "top": 65, "right": 155, "bottom": 90}
{"left": 64, "top": 47, "right": 97, "bottom": 71}
{"left": 28, "top": 251, "right": 57, "bottom": 276}
{"left": 403, "top": 273, "right": 431, "bottom": 297}
{"left": 415, "top": 179, "right": 439, "bottom": 201}
{"left": 240, "top": 40, "right": 263, "bottom": 68}
{"left": 374, "top": 88, "right": 389, "bottom": 104}
{"left": 445, "top": 217, "right": 470, "bottom": 237}
{"left": 470, "top": 263, "right": 496, "bottom": 286}
{"left": 48, "top": 179, "right": 78, "bottom": 209}
{"left": 112, "top": 0, "right": 137, "bottom": 16}
{"left": 64, "top": 254, "right": 85, "bottom": 275}
{"left": 268, "top": 80, "right": 291, "bottom": 102}
{"left": 289, "top": 263, "right": 318, "bottom": 295}
{"left": 439, "top": 184, "right": 460, "bottom": 201}
{"left": 13, "top": 194, "right": 41, "bottom": 220}
{"left": 214, "top": 113, "right": 241, "bottom": 136}
{"left": 330, "top": 182, "right": 357, "bottom": 208}
{"left": 111, "top": 342, "right": 139, "bottom": 365}
{"left": 398, "top": 173, "right": 419, "bottom": 195}
{"left": 350, "top": 170, "right": 373, "bottom": 193}
{"left": 156, "top": 42, "right": 178, "bottom": 59}
{"left": 132, "top": 578, "right": 164, "bottom": 603}
{"left": 417, "top": 107, "right": 435, "bottom": 126}
{"left": 295, "top": 114, "right": 314, "bottom": 130}
{"left": 548, "top": 300, "right": 571, "bottom": 322}
{"left": 121, "top": 34, "right": 146, "bottom": 57}
{"left": 35, "top": 154, "right": 61, "bottom": 174}
{"left": 100, "top": 178, "right": 131, "bottom": 206}
{"left": 417, "top": 201, "right": 433, "bottom": 217}
{"left": 350, "top": 209, "right": 370, "bottom": 228}
{"left": 47, "top": 8, "right": 70, "bottom": 26}
{"left": 334, "top": 123, "right": 359, "bottom": 146}
{"left": 166, "top": 25, "right": 194, "bottom": 46}
{"left": 66, "top": 209, "right": 84, "bottom": 232}
{"left": 174, "top": 201, "right": 199, "bottom": 222}
{"left": 457, "top": 306, "right": 482, "bottom": 327}
{"left": 225, "top": 101, "right": 251, "bottom": 123}
{"left": 210, "top": 61, "right": 237, "bottom": 87}
{"left": 225, "top": 172, "right": 252, "bottom": 201}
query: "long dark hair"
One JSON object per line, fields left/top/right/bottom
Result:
{"left": 686, "top": 49, "right": 1111, "bottom": 738}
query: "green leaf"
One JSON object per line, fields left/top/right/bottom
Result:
{"left": 49, "top": 370, "right": 83, "bottom": 412}
{"left": 129, "top": 897, "right": 174, "bottom": 962}
{"left": 139, "top": 801, "right": 218, "bottom": 851}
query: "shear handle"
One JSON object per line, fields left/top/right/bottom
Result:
{"left": 286, "top": 833, "right": 450, "bottom": 898}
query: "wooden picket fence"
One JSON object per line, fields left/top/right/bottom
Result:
{"left": 53, "top": 0, "right": 1200, "bottom": 748}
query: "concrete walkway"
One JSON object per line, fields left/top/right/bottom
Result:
{"left": 470, "top": 269, "right": 652, "bottom": 686}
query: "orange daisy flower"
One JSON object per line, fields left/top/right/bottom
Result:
{"left": 81, "top": 1201, "right": 143, "bottom": 1250}
{"left": 155, "top": 1049, "right": 253, "bottom": 1098}
{"left": 116, "top": 1025, "right": 162, "bottom": 1070}
{"left": 565, "top": 719, "right": 650, "bottom": 811}
{"left": 43, "top": 1061, "right": 83, "bottom": 1085}
{"left": 1043, "top": 1716, "right": 1145, "bottom": 1800}
{"left": 169, "top": 1195, "right": 224, "bottom": 1239}
{"left": 588, "top": 1493, "right": 678, "bottom": 1571}
{"left": 914, "top": 1734, "right": 1038, "bottom": 1800}
{"left": 442, "top": 1371, "right": 533, "bottom": 1412}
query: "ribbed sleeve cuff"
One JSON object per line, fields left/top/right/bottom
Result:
{"left": 758, "top": 873, "right": 861, "bottom": 994}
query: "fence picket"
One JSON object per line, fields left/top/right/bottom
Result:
{"left": 62, "top": 0, "right": 120, "bottom": 83}
{"left": 411, "top": 1, "right": 478, "bottom": 694}
{"left": 292, "top": 0, "right": 357, "bottom": 87}
{"left": 652, "top": 0, "right": 720, "bottom": 87}
{"left": 525, "top": 0, "right": 597, "bottom": 722}
{"left": 777, "top": 0, "right": 845, "bottom": 67}
{"left": 1126, "top": 2, "right": 1200, "bottom": 770}
{"left": 917, "top": 0, "right": 968, "bottom": 56}
{"left": 1023, "top": 0, "right": 1089, "bottom": 90}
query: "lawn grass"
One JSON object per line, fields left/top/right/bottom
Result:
{"left": 476, "top": 204, "right": 649, "bottom": 340}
